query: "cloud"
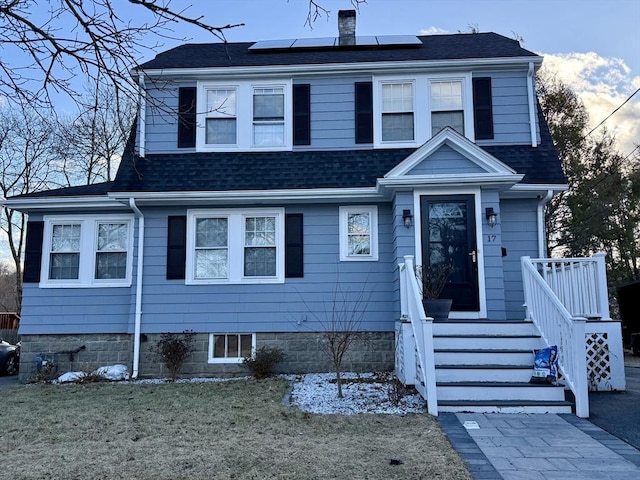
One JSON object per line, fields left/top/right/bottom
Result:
{"left": 419, "top": 26, "right": 449, "bottom": 35}
{"left": 540, "top": 52, "right": 640, "bottom": 157}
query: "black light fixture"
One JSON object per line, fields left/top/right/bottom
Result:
{"left": 402, "top": 209, "right": 413, "bottom": 228}
{"left": 485, "top": 207, "right": 498, "bottom": 228}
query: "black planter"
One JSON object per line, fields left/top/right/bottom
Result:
{"left": 422, "top": 298, "right": 452, "bottom": 321}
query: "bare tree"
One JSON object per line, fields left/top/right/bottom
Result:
{"left": 56, "top": 83, "right": 136, "bottom": 185}
{"left": 0, "top": 261, "right": 19, "bottom": 312}
{"left": 0, "top": 106, "right": 60, "bottom": 310}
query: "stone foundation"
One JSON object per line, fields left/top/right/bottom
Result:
{"left": 18, "top": 331, "right": 395, "bottom": 382}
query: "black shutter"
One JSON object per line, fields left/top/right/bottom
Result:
{"left": 178, "top": 87, "right": 197, "bottom": 148}
{"left": 355, "top": 82, "right": 373, "bottom": 144}
{"left": 285, "top": 214, "right": 304, "bottom": 278}
{"left": 167, "top": 216, "right": 187, "bottom": 280}
{"left": 23, "top": 221, "right": 44, "bottom": 283}
{"left": 473, "top": 77, "right": 494, "bottom": 140}
{"left": 293, "top": 84, "right": 311, "bottom": 146}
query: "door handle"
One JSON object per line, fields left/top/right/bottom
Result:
{"left": 469, "top": 250, "right": 477, "bottom": 263}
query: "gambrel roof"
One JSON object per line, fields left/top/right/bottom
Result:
{"left": 137, "top": 33, "right": 538, "bottom": 71}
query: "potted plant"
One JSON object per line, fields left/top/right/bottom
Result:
{"left": 415, "top": 263, "right": 455, "bottom": 321}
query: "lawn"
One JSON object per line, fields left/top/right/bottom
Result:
{"left": 2, "top": 379, "right": 471, "bottom": 479}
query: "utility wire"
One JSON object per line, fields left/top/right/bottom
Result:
{"left": 585, "top": 87, "right": 640, "bottom": 138}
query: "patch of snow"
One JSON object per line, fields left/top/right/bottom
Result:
{"left": 94, "top": 364, "right": 130, "bottom": 381}
{"left": 289, "top": 372, "right": 426, "bottom": 415}
{"left": 56, "top": 371, "right": 86, "bottom": 383}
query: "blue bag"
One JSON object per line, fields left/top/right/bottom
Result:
{"left": 530, "top": 345, "right": 558, "bottom": 384}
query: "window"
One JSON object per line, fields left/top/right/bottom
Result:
{"left": 381, "top": 83, "right": 414, "bottom": 142}
{"left": 205, "top": 88, "right": 237, "bottom": 145}
{"left": 339, "top": 206, "right": 379, "bottom": 261}
{"left": 187, "top": 209, "right": 285, "bottom": 284}
{"left": 253, "top": 87, "right": 285, "bottom": 146}
{"left": 431, "top": 80, "right": 464, "bottom": 136}
{"left": 41, "top": 216, "right": 133, "bottom": 287}
{"left": 208, "top": 333, "right": 256, "bottom": 364}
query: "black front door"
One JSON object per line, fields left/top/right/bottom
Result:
{"left": 420, "top": 195, "right": 480, "bottom": 312}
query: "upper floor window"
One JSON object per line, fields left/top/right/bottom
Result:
{"left": 430, "top": 80, "right": 464, "bottom": 136}
{"left": 205, "top": 88, "right": 237, "bottom": 145}
{"left": 381, "top": 82, "right": 414, "bottom": 142}
{"left": 187, "top": 208, "right": 285, "bottom": 284}
{"left": 41, "top": 215, "right": 134, "bottom": 287}
{"left": 253, "top": 87, "right": 285, "bottom": 146}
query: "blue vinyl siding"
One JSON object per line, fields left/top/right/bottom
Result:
{"left": 481, "top": 190, "right": 507, "bottom": 320}
{"left": 138, "top": 204, "right": 396, "bottom": 333}
{"left": 500, "top": 198, "right": 540, "bottom": 320}
{"left": 145, "top": 81, "right": 195, "bottom": 154}
{"left": 407, "top": 145, "right": 486, "bottom": 175}
{"left": 474, "top": 71, "right": 539, "bottom": 146}
{"left": 300, "top": 76, "right": 370, "bottom": 150}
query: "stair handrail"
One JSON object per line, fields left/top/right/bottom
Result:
{"left": 399, "top": 255, "right": 438, "bottom": 415}
{"left": 528, "top": 253, "right": 610, "bottom": 320}
{"left": 521, "top": 256, "right": 589, "bottom": 418}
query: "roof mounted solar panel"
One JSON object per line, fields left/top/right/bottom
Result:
{"left": 375, "top": 35, "right": 422, "bottom": 46}
{"left": 354, "top": 36, "right": 378, "bottom": 46}
{"left": 249, "top": 39, "right": 296, "bottom": 50}
{"left": 291, "top": 37, "right": 337, "bottom": 48}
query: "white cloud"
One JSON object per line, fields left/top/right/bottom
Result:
{"left": 540, "top": 52, "right": 640, "bottom": 157}
{"left": 419, "top": 26, "right": 449, "bottom": 35}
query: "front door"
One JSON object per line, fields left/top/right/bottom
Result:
{"left": 420, "top": 195, "right": 480, "bottom": 312}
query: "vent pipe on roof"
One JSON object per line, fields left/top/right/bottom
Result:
{"left": 338, "top": 10, "right": 356, "bottom": 46}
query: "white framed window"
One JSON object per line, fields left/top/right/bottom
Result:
{"left": 186, "top": 208, "right": 285, "bottom": 284}
{"left": 208, "top": 333, "right": 256, "bottom": 364}
{"left": 381, "top": 82, "right": 414, "bottom": 142}
{"left": 204, "top": 87, "right": 237, "bottom": 145}
{"left": 253, "top": 87, "right": 285, "bottom": 146}
{"left": 339, "top": 206, "right": 379, "bottom": 261}
{"left": 41, "top": 215, "right": 134, "bottom": 288}
{"left": 430, "top": 79, "right": 464, "bottom": 136}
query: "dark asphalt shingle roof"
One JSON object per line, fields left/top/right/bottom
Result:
{"left": 10, "top": 182, "right": 115, "bottom": 199}
{"left": 137, "top": 33, "right": 537, "bottom": 70}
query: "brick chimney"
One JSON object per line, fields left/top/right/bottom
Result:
{"left": 338, "top": 10, "right": 356, "bottom": 46}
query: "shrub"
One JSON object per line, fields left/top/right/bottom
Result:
{"left": 149, "top": 331, "right": 196, "bottom": 381}
{"left": 242, "top": 345, "right": 285, "bottom": 379}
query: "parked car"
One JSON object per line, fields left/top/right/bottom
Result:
{"left": 0, "top": 338, "right": 20, "bottom": 375}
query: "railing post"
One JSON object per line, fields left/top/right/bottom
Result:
{"left": 521, "top": 256, "right": 532, "bottom": 319}
{"left": 572, "top": 317, "right": 590, "bottom": 418}
{"left": 399, "top": 262, "right": 408, "bottom": 319}
{"left": 593, "top": 253, "right": 611, "bottom": 320}
{"left": 421, "top": 317, "right": 438, "bottom": 415}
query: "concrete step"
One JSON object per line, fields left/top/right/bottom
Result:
{"left": 435, "top": 364, "right": 533, "bottom": 383}
{"left": 436, "top": 381, "right": 566, "bottom": 402}
{"left": 433, "top": 334, "right": 544, "bottom": 350}
{"left": 438, "top": 399, "right": 573, "bottom": 414}
{"left": 434, "top": 348, "right": 534, "bottom": 365}
{"left": 432, "top": 320, "right": 539, "bottom": 336}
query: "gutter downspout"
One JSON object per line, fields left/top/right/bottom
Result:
{"left": 527, "top": 62, "right": 538, "bottom": 148}
{"left": 129, "top": 198, "right": 144, "bottom": 378}
{"left": 537, "top": 189, "right": 553, "bottom": 257}
{"left": 137, "top": 72, "right": 146, "bottom": 157}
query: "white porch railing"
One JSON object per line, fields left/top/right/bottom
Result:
{"left": 521, "top": 256, "right": 590, "bottom": 418}
{"left": 529, "top": 253, "right": 610, "bottom": 320}
{"left": 398, "top": 255, "right": 438, "bottom": 415}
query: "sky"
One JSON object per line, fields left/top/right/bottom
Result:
{"left": 1, "top": 0, "right": 639, "bottom": 265}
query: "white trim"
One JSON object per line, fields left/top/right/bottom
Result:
{"left": 208, "top": 333, "right": 257, "bottom": 364}
{"left": 413, "top": 188, "right": 487, "bottom": 318}
{"left": 186, "top": 208, "right": 285, "bottom": 284}
{"left": 339, "top": 205, "right": 379, "bottom": 261}
{"left": 428, "top": 74, "right": 474, "bottom": 142}
{"left": 40, "top": 214, "right": 135, "bottom": 288}
{"left": 128, "top": 198, "right": 145, "bottom": 379}
{"left": 138, "top": 73, "right": 146, "bottom": 157}
{"left": 136, "top": 56, "right": 544, "bottom": 79}
{"left": 527, "top": 62, "right": 538, "bottom": 148}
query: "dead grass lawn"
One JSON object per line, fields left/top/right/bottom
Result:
{"left": 1, "top": 379, "right": 471, "bottom": 480}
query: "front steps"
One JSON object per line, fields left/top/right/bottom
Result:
{"left": 431, "top": 321, "right": 572, "bottom": 414}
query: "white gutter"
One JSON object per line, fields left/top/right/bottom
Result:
{"left": 128, "top": 198, "right": 145, "bottom": 378}
{"left": 537, "top": 189, "right": 554, "bottom": 257}
{"left": 137, "top": 73, "right": 146, "bottom": 157}
{"left": 527, "top": 62, "right": 538, "bottom": 147}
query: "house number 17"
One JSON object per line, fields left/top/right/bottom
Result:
{"left": 487, "top": 235, "right": 497, "bottom": 243}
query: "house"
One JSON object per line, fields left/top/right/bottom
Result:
{"left": 4, "top": 11, "right": 624, "bottom": 416}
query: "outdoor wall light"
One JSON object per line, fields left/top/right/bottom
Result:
{"left": 485, "top": 207, "right": 498, "bottom": 228}
{"left": 402, "top": 209, "right": 413, "bottom": 228}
